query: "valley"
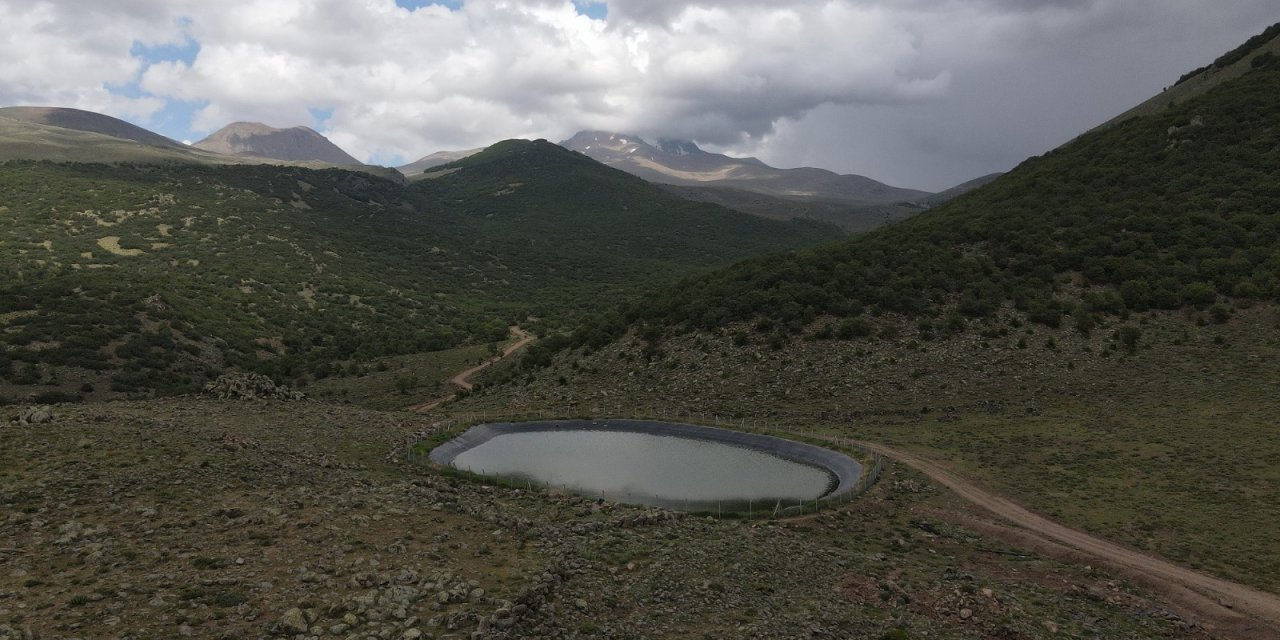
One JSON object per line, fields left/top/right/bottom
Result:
{"left": 3, "top": 15, "right": 1280, "bottom": 640}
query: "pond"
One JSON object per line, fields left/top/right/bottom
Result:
{"left": 428, "top": 420, "right": 862, "bottom": 513}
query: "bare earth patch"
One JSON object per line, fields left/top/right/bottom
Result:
{"left": 97, "top": 236, "right": 144, "bottom": 257}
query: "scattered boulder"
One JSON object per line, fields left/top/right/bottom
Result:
{"left": 14, "top": 406, "right": 54, "bottom": 425}
{"left": 277, "top": 607, "right": 310, "bottom": 634}
{"left": 204, "top": 373, "right": 306, "bottom": 401}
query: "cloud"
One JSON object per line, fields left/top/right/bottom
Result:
{"left": 0, "top": 0, "right": 1276, "bottom": 187}
{"left": 0, "top": 2, "right": 171, "bottom": 116}
{"left": 0, "top": 0, "right": 955, "bottom": 162}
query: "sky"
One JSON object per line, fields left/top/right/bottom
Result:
{"left": 0, "top": 1, "right": 1276, "bottom": 191}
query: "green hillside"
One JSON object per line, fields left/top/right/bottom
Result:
{"left": 0, "top": 145, "right": 830, "bottom": 400}
{"left": 562, "top": 55, "right": 1280, "bottom": 347}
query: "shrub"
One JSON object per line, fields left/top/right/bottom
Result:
{"left": 1117, "top": 326, "right": 1142, "bottom": 353}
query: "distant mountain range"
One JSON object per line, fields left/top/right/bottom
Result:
{"left": 0, "top": 106, "right": 400, "bottom": 180}
{"left": 399, "top": 131, "right": 995, "bottom": 229}
{"left": 560, "top": 130, "right": 931, "bottom": 205}
{"left": 193, "top": 122, "right": 361, "bottom": 165}
{"left": 0, "top": 104, "right": 994, "bottom": 229}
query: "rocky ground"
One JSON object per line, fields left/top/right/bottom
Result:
{"left": 0, "top": 392, "right": 1212, "bottom": 639}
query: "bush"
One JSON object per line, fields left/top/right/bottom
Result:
{"left": 837, "top": 317, "right": 873, "bottom": 339}
{"left": 1117, "top": 326, "right": 1142, "bottom": 353}
{"left": 31, "top": 390, "right": 81, "bottom": 404}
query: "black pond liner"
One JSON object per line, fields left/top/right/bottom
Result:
{"left": 428, "top": 419, "right": 863, "bottom": 515}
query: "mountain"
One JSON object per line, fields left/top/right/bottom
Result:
{"left": 0, "top": 106, "right": 236, "bottom": 165}
{"left": 916, "top": 172, "right": 1004, "bottom": 206}
{"left": 560, "top": 130, "right": 929, "bottom": 205}
{"left": 0, "top": 138, "right": 831, "bottom": 399}
{"left": 488, "top": 23, "right": 1280, "bottom": 598}
{"left": 0, "top": 107, "right": 401, "bottom": 179}
{"left": 193, "top": 122, "right": 361, "bottom": 165}
{"left": 559, "top": 48, "right": 1280, "bottom": 342}
{"left": 0, "top": 106, "right": 186, "bottom": 150}
{"left": 397, "top": 148, "right": 483, "bottom": 177}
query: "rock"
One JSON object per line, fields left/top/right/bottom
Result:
{"left": 403, "top": 630, "right": 423, "bottom": 640}
{"left": 574, "top": 598, "right": 588, "bottom": 611}
{"left": 960, "top": 608, "right": 972, "bottom": 620}
{"left": 278, "top": 607, "right": 310, "bottom": 634}
{"left": 16, "top": 406, "right": 53, "bottom": 425}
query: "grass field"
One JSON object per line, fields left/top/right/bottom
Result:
{"left": 460, "top": 304, "right": 1280, "bottom": 594}
{"left": 857, "top": 309, "right": 1280, "bottom": 592}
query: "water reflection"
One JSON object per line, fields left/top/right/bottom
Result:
{"left": 451, "top": 429, "right": 834, "bottom": 512}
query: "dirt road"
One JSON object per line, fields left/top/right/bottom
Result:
{"left": 406, "top": 326, "right": 534, "bottom": 413}
{"left": 855, "top": 440, "right": 1280, "bottom": 639}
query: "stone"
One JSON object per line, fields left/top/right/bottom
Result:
{"left": 17, "top": 406, "right": 53, "bottom": 425}
{"left": 278, "top": 607, "right": 310, "bottom": 634}
{"left": 403, "top": 630, "right": 423, "bottom": 640}
{"left": 960, "top": 608, "right": 972, "bottom": 620}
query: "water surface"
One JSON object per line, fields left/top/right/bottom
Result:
{"left": 451, "top": 428, "right": 835, "bottom": 511}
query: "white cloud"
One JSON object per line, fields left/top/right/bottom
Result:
{"left": 0, "top": 2, "right": 170, "bottom": 116}
{"left": 0, "top": 0, "right": 1276, "bottom": 186}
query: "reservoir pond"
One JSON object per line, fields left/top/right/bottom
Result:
{"left": 433, "top": 421, "right": 855, "bottom": 512}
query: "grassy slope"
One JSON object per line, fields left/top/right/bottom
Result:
{"left": 0, "top": 144, "right": 830, "bottom": 399}
{"left": 464, "top": 304, "right": 1280, "bottom": 593}
{"left": 0, "top": 397, "right": 1205, "bottom": 640}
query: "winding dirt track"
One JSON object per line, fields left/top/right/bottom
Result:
{"left": 406, "top": 326, "right": 534, "bottom": 413}
{"left": 854, "top": 440, "right": 1280, "bottom": 639}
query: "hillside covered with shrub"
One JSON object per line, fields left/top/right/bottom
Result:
{"left": 0, "top": 144, "right": 831, "bottom": 399}
{"left": 540, "top": 50, "right": 1280, "bottom": 356}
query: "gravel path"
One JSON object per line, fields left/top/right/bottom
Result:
{"left": 855, "top": 440, "right": 1280, "bottom": 640}
{"left": 407, "top": 326, "right": 534, "bottom": 413}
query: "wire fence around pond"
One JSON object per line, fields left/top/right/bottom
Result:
{"left": 400, "top": 407, "right": 887, "bottom": 519}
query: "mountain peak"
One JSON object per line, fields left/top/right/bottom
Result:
{"left": 655, "top": 139, "right": 703, "bottom": 156}
{"left": 194, "top": 122, "right": 360, "bottom": 165}
{"left": 561, "top": 130, "right": 653, "bottom": 152}
{"left": 562, "top": 129, "right": 926, "bottom": 205}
